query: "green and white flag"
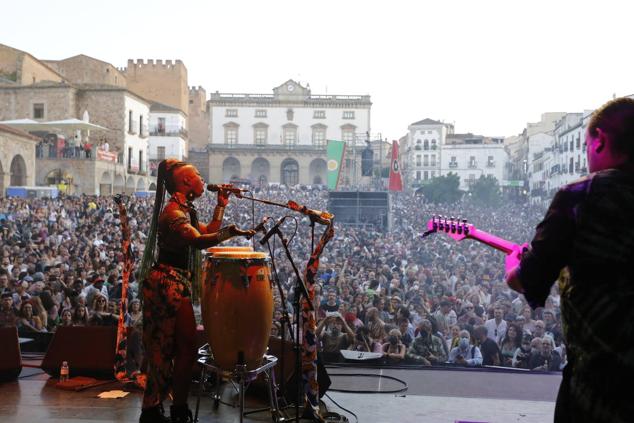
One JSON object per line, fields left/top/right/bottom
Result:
{"left": 326, "top": 140, "right": 346, "bottom": 190}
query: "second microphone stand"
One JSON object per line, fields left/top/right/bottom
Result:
{"left": 263, "top": 223, "right": 313, "bottom": 423}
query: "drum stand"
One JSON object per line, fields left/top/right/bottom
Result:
{"left": 194, "top": 346, "right": 285, "bottom": 423}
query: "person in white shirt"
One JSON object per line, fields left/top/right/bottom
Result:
{"left": 484, "top": 307, "right": 507, "bottom": 344}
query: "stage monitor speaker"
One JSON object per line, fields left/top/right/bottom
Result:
{"left": 41, "top": 326, "right": 117, "bottom": 379}
{"left": 267, "top": 336, "right": 297, "bottom": 387}
{"left": 264, "top": 337, "right": 331, "bottom": 402}
{"left": 328, "top": 191, "right": 390, "bottom": 230}
{"left": 0, "top": 327, "right": 22, "bottom": 382}
{"left": 252, "top": 337, "right": 332, "bottom": 403}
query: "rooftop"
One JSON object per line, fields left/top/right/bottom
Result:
{"left": 0, "top": 124, "right": 41, "bottom": 141}
{"left": 410, "top": 118, "right": 444, "bottom": 126}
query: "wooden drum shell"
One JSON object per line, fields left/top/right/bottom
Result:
{"left": 201, "top": 247, "right": 274, "bottom": 371}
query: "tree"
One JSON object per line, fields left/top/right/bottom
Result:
{"left": 469, "top": 174, "right": 502, "bottom": 206}
{"left": 419, "top": 172, "right": 462, "bottom": 204}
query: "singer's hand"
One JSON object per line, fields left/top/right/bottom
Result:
{"left": 217, "top": 188, "right": 231, "bottom": 207}
{"left": 228, "top": 224, "right": 256, "bottom": 238}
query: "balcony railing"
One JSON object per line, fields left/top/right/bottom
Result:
{"left": 149, "top": 127, "right": 189, "bottom": 138}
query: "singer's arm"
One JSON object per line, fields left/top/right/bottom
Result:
{"left": 199, "top": 190, "right": 231, "bottom": 234}
{"left": 164, "top": 208, "right": 254, "bottom": 249}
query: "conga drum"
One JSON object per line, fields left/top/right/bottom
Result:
{"left": 201, "top": 246, "right": 274, "bottom": 371}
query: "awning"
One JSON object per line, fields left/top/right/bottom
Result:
{"left": 0, "top": 118, "right": 110, "bottom": 131}
{"left": 44, "top": 119, "right": 109, "bottom": 131}
{"left": 0, "top": 119, "right": 46, "bottom": 131}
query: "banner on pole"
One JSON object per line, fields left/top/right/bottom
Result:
{"left": 326, "top": 140, "right": 346, "bottom": 190}
{"left": 388, "top": 140, "right": 403, "bottom": 192}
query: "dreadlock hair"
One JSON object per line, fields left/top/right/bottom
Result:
{"left": 138, "top": 159, "right": 187, "bottom": 299}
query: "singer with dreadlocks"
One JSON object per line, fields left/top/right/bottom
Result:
{"left": 138, "top": 159, "right": 254, "bottom": 423}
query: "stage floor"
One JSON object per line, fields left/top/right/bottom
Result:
{"left": 0, "top": 366, "right": 561, "bottom": 423}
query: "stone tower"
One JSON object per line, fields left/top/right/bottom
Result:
{"left": 188, "top": 86, "right": 210, "bottom": 151}
{"left": 122, "top": 59, "right": 188, "bottom": 115}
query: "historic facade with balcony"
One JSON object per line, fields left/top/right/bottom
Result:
{"left": 440, "top": 134, "right": 508, "bottom": 191}
{"left": 148, "top": 102, "right": 188, "bottom": 169}
{"left": 406, "top": 118, "right": 451, "bottom": 185}
{"left": 205, "top": 79, "right": 371, "bottom": 186}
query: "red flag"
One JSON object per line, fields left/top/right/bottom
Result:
{"left": 388, "top": 140, "right": 403, "bottom": 191}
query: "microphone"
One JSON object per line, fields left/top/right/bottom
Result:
{"left": 253, "top": 217, "right": 271, "bottom": 234}
{"left": 259, "top": 216, "right": 287, "bottom": 245}
{"left": 206, "top": 184, "right": 248, "bottom": 195}
{"left": 287, "top": 200, "right": 333, "bottom": 224}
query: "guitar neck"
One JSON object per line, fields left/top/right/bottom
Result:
{"left": 467, "top": 228, "right": 518, "bottom": 254}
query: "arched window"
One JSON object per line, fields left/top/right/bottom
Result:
{"left": 423, "top": 140, "right": 429, "bottom": 150}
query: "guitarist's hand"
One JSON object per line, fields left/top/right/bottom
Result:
{"left": 505, "top": 243, "right": 529, "bottom": 293}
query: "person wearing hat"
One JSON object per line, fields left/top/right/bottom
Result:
{"left": 82, "top": 274, "right": 108, "bottom": 305}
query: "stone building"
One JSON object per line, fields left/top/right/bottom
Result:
{"left": 0, "top": 124, "right": 38, "bottom": 195}
{"left": 0, "top": 82, "right": 153, "bottom": 195}
{"left": 188, "top": 86, "right": 209, "bottom": 151}
{"left": 0, "top": 43, "right": 65, "bottom": 85}
{"left": 122, "top": 60, "right": 188, "bottom": 117}
{"left": 44, "top": 55, "right": 127, "bottom": 88}
{"left": 0, "top": 45, "right": 204, "bottom": 194}
{"left": 206, "top": 80, "right": 372, "bottom": 186}
{"left": 120, "top": 59, "right": 191, "bottom": 157}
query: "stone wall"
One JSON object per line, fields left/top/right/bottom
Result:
{"left": 0, "top": 126, "right": 38, "bottom": 195}
{"left": 76, "top": 88, "right": 126, "bottom": 150}
{"left": 19, "top": 54, "right": 65, "bottom": 85}
{"left": 35, "top": 157, "right": 154, "bottom": 195}
{"left": 0, "top": 44, "right": 65, "bottom": 85}
{"left": 123, "top": 59, "right": 188, "bottom": 115}
{"left": 44, "top": 55, "right": 127, "bottom": 88}
{"left": 188, "top": 86, "right": 209, "bottom": 151}
{"left": 0, "top": 45, "right": 20, "bottom": 82}
{"left": 0, "top": 84, "right": 78, "bottom": 121}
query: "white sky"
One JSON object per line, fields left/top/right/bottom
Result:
{"left": 2, "top": 0, "right": 633, "bottom": 140}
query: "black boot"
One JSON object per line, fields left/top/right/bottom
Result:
{"left": 170, "top": 404, "right": 193, "bottom": 423}
{"left": 139, "top": 404, "right": 170, "bottom": 423}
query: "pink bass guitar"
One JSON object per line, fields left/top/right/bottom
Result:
{"left": 422, "top": 216, "right": 527, "bottom": 273}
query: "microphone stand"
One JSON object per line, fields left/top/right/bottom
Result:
{"left": 263, "top": 237, "right": 294, "bottom": 412}
{"left": 264, "top": 224, "right": 313, "bottom": 423}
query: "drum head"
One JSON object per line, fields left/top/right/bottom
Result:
{"left": 207, "top": 246, "right": 254, "bottom": 254}
{"left": 212, "top": 251, "right": 267, "bottom": 259}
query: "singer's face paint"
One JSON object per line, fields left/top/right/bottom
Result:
{"left": 183, "top": 165, "right": 205, "bottom": 198}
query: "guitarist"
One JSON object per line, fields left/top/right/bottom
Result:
{"left": 505, "top": 97, "right": 634, "bottom": 423}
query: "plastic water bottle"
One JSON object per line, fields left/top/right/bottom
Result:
{"left": 60, "top": 361, "right": 69, "bottom": 382}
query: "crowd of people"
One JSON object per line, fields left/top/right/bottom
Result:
{"left": 0, "top": 187, "right": 564, "bottom": 372}
{"left": 35, "top": 135, "right": 114, "bottom": 160}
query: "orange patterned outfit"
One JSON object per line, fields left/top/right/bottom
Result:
{"left": 141, "top": 199, "right": 195, "bottom": 408}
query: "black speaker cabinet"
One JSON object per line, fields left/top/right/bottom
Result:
{"left": 0, "top": 327, "right": 22, "bottom": 382}
{"left": 41, "top": 326, "right": 117, "bottom": 379}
